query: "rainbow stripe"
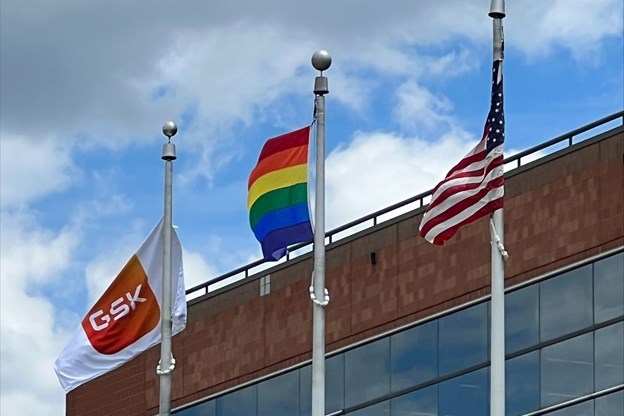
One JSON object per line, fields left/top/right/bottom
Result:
{"left": 248, "top": 126, "right": 313, "bottom": 261}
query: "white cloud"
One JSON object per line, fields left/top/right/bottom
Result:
{"left": 3, "top": 0, "right": 619, "bottom": 146}
{"left": 0, "top": 210, "right": 78, "bottom": 416}
{"left": 507, "top": 0, "right": 623, "bottom": 59}
{"left": 182, "top": 249, "right": 219, "bottom": 297}
{"left": 393, "top": 81, "right": 454, "bottom": 131}
{"left": 424, "top": 49, "right": 480, "bottom": 77}
{"left": 0, "top": 134, "right": 79, "bottom": 208}
{"left": 326, "top": 127, "right": 476, "bottom": 230}
{"left": 0, "top": 210, "right": 78, "bottom": 286}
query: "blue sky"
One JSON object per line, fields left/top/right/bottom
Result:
{"left": 1, "top": 0, "right": 623, "bottom": 414}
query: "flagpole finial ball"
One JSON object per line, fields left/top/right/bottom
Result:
{"left": 162, "top": 121, "right": 177, "bottom": 138}
{"left": 311, "top": 50, "right": 331, "bottom": 72}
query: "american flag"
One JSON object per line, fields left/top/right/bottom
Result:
{"left": 419, "top": 59, "right": 505, "bottom": 245}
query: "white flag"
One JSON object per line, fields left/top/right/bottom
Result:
{"left": 54, "top": 219, "right": 186, "bottom": 392}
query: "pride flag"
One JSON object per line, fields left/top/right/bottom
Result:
{"left": 248, "top": 126, "right": 314, "bottom": 261}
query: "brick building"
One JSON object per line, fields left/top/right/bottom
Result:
{"left": 67, "top": 113, "right": 623, "bottom": 416}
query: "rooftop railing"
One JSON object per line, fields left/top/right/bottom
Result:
{"left": 186, "top": 110, "right": 623, "bottom": 298}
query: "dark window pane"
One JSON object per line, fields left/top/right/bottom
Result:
{"left": 540, "top": 265, "right": 593, "bottom": 341}
{"left": 300, "top": 355, "right": 345, "bottom": 415}
{"left": 594, "top": 252, "right": 624, "bottom": 323}
{"left": 439, "top": 367, "right": 488, "bottom": 416}
{"left": 391, "top": 320, "right": 438, "bottom": 392}
{"left": 506, "top": 351, "right": 540, "bottom": 416}
{"left": 300, "top": 366, "right": 311, "bottom": 416}
{"left": 217, "top": 385, "right": 257, "bottom": 416}
{"left": 258, "top": 370, "right": 298, "bottom": 416}
{"left": 546, "top": 400, "right": 593, "bottom": 416}
{"left": 595, "top": 391, "right": 624, "bottom": 416}
{"left": 439, "top": 303, "right": 488, "bottom": 375}
{"left": 505, "top": 284, "right": 539, "bottom": 353}
{"left": 327, "top": 354, "right": 345, "bottom": 413}
{"left": 175, "top": 400, "right": 216, "bottom": 416}
{"left": 595, "top": 322, "right": 624, "bottom": 390}
{"left": 345, "top": 338, "right": 390, "bottom": 407}
{"left": 391, "top": 385, "right": 437, "bottom": 416}
{"left": 541, "top": 333, "right": 594, "bottom": 407}
{"left": 349, "top": 400, "right": 390, "bottom": 416}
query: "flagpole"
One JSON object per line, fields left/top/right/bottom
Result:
{"left": 159, "top": 121, "right": 177, "bottom": 416}
{"left": 311, "top": 50, "right": 331, "bottom": 416}
{"left": 489, "top": 1, "right": 506, "bottom": 415}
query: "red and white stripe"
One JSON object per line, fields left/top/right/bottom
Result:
{"left": 419, "top": 133, "right": 504, "bottom": 245}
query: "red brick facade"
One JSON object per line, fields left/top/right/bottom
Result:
{"left": 67, "top": 126, "right": 623, "bottom": 415}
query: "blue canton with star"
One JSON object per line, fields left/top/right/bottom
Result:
{"left": 486, "top": 59, "right": 504, "bottom": 152}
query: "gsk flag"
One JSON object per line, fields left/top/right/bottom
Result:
{"left": 54, "top": 219, "right": 186, "bottom": 392}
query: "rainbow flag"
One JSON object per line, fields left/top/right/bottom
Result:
{"left": 248, "top": 126, "right": 314, "bottom": 261}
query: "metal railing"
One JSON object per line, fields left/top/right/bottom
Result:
{"left": 186, "top": 110, "right": 623, "bottom": 298}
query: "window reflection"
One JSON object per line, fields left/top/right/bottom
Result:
{"left": 300, "top": 365, "right": 310, "bottom": 416}
{"left": 594, "top": 252, "right": 624, "bottom": 323}
{"left": 541, "top": 333, "right": 594, "bottom": 407}
{"left": 439, "top": 367, "right": 488, "bottom": 416}
{"left": 391, "top": 385, "right": 437, "bottom": 416}
{"left": 345, "top": 338, "right": 390, "bottom": 407}
{"left": 301, "top": 355, "right": 345, "bottom": 416}
{"left": 505, "top": 285, "right": 539, "bottom": 353}
{"left": 216, "top": 385, "right": 257, "bottom": 416}
{"left": 439, "top": 303, "right": 488, "bottom": 376}
{"left": 349, "top": 400, "right": 390, "bottom": 415}
{"left": 391, "top": 320, "right": 438, "bottom": 392}
{"left": 546, "top": 400, "right": 593, "bottom": 415}
{"left": 540, "top": 265, "right": 593, "bottom": 341}
{"left": 595, "top": 390, "right": 624, "bottom": 416}
{"left": 258, "top": 370, "right": 298, "bottom": 416}
{"left": 506, "top": 351, "right": 540, "bottom": 416}
{"left": 595, "top": 322, "right": 624, "bottom": 390}
{"left": 326, "top": 354, "right": 346, "bottom": 413}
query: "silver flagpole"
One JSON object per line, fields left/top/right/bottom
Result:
{"left": 159, "top": 121, "right": 178, "bottom": 416}
{"left": 489, "top": 1, "right": 506, "bottom": 415}
{"left": 311, "top": 50, "right": 331, "bottom": 416}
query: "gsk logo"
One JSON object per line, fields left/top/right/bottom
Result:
{"left": 82, "top": 255, "right": 160, "bottom": 355}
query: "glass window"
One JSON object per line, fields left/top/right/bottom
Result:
{"left": 301, "top": 355, "right": 345, "bottom": 416}
{"left": 390, "top": 385, "right": 437, "bottom": 416}
{"left": 300, "top": 366, "right": 311, "bottom": 416}
{"left": 439, "top": 302, "right": 488, "bottom": 376}
{"left": 546, "top": 400, "right": 593, "bottom": 416}
{"left": 541, "top": 333, "right": 594, "bottom": 407}
{"left": 439, "top": 367, "right": 488, "bottom": 416}
{"left": 326, "top": 354, "right": 345, "bottom": 414}
{"left": 540, "top": 265, "right": 593, "bottom": 341}
{"left": 595, "top": 322, "right": 624, "bottom": 390}
{"left": 505, "top": 284, "right": 539, "bottom": 353}
{"left": 258, "top": 370, "right": 299, "bottom": 416}
{"left": 217, "top": 385, "right": 257, "bottom": 416}
{"left": 595, "top": 390, "right": 624, "bottom": 416}
{"left": 594, "top": 252, "right": 624, "bottom": 323}
{"left": 506, "top": 351, "right": 540, "bottom": 416}
{"left": 391, "top": 320, "right": 438, "bottom": 392}
{"left": 349, "top": 400, "right": 390, "bottom": 416}
{"left": 175, "top": 400, "right": 216, "bottom": 416}
{"left": 345, "top": 338, "right": 390, "bottom": 407}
